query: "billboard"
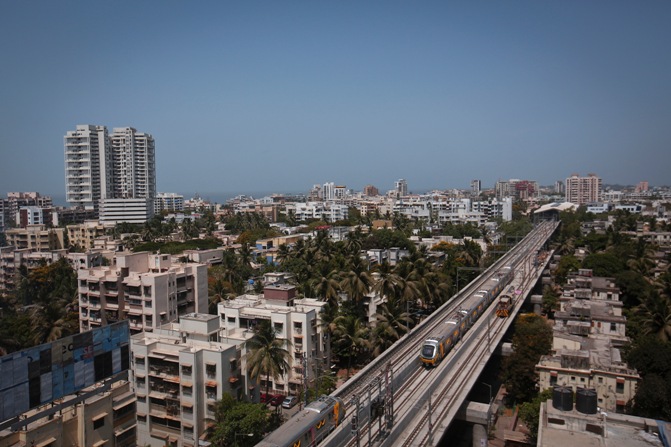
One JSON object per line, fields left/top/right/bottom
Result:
{"left": 0, "top": 320, "right": 130, "bottom": 423}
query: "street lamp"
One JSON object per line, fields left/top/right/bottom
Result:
{"left": 235, "top": 432, "right": 253, "bottom": 447}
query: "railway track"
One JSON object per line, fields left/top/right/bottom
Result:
{"left": 324, "top": 221, "right": 558, "bottom": 447}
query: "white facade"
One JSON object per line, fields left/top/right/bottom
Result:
{"left": 99, "top": 198, "right": 154, "bottom": 224}
{"left": 218, "top": 291, "right": 326, "bottom": 397}
{"left": 110, "top": 127, "right": 156, "bottom": 200}
{"left": 77, "top": 252, "right": 208, "bottom": 334}
{"left": 64, "top": 124, "right": 110, "bottom": 209}
{"left": 131, "top": 314, "right": 244, "bottom": 447}
{"left": 154, "top": 192, "right": 184, "bottom": 213}
{"left": 395, "top": 179, "right": 408, "bottom": 197}
{"left": 64, "top": 125, "right": 156, "bottom": 216}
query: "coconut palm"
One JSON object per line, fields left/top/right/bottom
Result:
{"left": 332, "top": 314, "right": 370, "bottom": 379}
{"left": 245, "top": 321, "right": 292, "bottom": 398}
{"left": 635, "top": 292, "right": 671, "bottom": 342}
{"left": 372, "top": 296, "right": 413, "bottom": 357}
{"left": 340, "top": 256, "right": 372, "bottom": 305}
{"left": 309, "top": 265, "right": 341, "bottom": 306}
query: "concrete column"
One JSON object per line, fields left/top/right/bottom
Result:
{"left": 473, "top": 423, "right": 488, "bottom": 447}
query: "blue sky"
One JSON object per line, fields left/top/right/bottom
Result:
{"left": 1, "top": 1, "right": 670, "bottom": 200}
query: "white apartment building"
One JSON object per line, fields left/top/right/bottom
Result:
{"left": 99, "top": 198, "right": 154, "bottom": 225}
{"left": 64, "top": 125, "right": 111, "bottom": 210}
{"left": 395, "top": 179, "right": 408, "bottom": 197}
{"left": 64, "top": 125, "right": 156, "bottom": 219}
{"left": 218, "top": 285, "right": 327, "bottom": 397}
{"left": 109, "top": 127, "right": 156, "bottom": 200}
{"left": 284, "top": 202, "right": 349, "bottom": 223}
{"left": 130, "top": 314, "right": 244, "bottom": 447}
{"left": 77, "top": 252, "right": 208, "bottom": 334}
{"left": 322, "top": 182, "right": 335, "bottom": 201}
{"left": 566, "top": 173, "right": 602, "bottom": 205}
{"left": 155, "top": 192, "right": 185, "bottom": 214}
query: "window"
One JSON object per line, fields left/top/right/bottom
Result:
{"left": 181, "top": 365, "right": 192, "bottom": 376}
{"left": 610, "top": 323, "right": 617, "bottom": 332}
{"left": 206, "top": 364, "right": 216, "bottom": 378}
{"left": 228, "top": 317, "right": 236, "bottom": 323}
{"left": 93, "top": 415, "right": 106, "bottom": 430}
{"left": 616, "top": 381, "right": 624, "bottom": 394}
{"left": 598, "top": 377, "right": 603, "bottom": 384}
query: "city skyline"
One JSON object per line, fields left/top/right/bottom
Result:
{"left": 1, "top": 1, "right": 670, "bottom": 197}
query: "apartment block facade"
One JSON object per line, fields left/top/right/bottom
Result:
{"left": 0, "top": 380, "right": 136, "bottom": 447}
{"left": 64, "top": 125, "right": 156, "bottom": 220}
{"left": 77, "top": 252, "right": 207, "bottom": 334}
{"left": 130, "top": 314, "right": 244, "bottom": 447}
{"left": 536, "top": 269, "right": 639, "bottom": 413}
{"left": 218, "top": 286, "right": 327, "bottom": 397}
{"left": 565, "top": 173, "right": 602, "bottom": 205}
{"left": 4, "top": 225, "right": 65, "bottom": 251}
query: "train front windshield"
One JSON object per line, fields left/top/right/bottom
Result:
{"left": 421, "top": 344, "right": 435, "bottom": 358}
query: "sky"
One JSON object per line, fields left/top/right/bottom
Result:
{"left": 1, "top": 1, "right": 670, "bottom": 201}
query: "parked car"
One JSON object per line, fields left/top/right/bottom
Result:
{"left": 270, "top": 394, "right": 284, "bottom": 406}
{"left": 281, "top": 395, "right": 298, "bottom": 409}
{"left": 260, "top": 393, "right": 269, "bottom": 404}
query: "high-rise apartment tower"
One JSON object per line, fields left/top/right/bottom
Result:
{"left": 64, "top": 125, "right": 156, "bottom": 214}
{"left": 565, "top": 173, "right": 602, "bottom": 205}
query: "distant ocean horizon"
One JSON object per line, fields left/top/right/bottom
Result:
{"left": 48, "top": 191, "right": 307, "bottom": 207}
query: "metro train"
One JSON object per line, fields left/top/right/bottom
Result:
{"left": 256, "top": 395, "right": 346, "bottom": 447}
{"left": 419, "top": 265, "right": 514, "bottom": 367}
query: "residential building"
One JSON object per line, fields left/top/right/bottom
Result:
{"left": 67, "top": 220, "right": 109, "bottom": 251}
{"left": 99, "top": 198, "right": 154, "bottom": 225}
{"left": 565, "top": 173, "right": 602, "bottom": 205}
{"left": 322, "top": 182, "right": 335, "bottom": 201}
{"left": 4, "top": 225, "right": 65, "bottom": 251}
{"left": 109, "top": 127, "right": 156, "bottom": 200}
{"left": 130, "top": 314, "right": 244, "bottom": 447}
{"left": 0, "top": 379, "right": 136, "bottom": 447}
{"left": 64, "top": 125, "right": 111, "bottom": 210}
{"left": 495, "top": 179, "right": 539, "bottom": 201}
{"left": 218, "top": 286, "right": 327, "bottom": 397}
{"left": 538, "top": 397, "right": 664, "bottom": 446}
{"left": 77, "top": 252, "right": 208, "bottom": 334}
{"left": 470, "top": 179, "right": 481, "bottom": 195}
{"left": 395, "top": 179, "right": 408, "bottom": 197}
{"left": 18, "top": 206, "right": 53, "bottom": 227}
{"left": 536, "top": 269, "right": 639, "bottom": 413}
{"left": 363, "top": 184, "right": 379, "bottom": 197}
{"left": 0, "top": 247, "right": 67, "bottom": 292}
{"left": 64, "top": 125, "right": 156, "bottom": 220}
{"left": 154, "top": 192, "right": 184, "bottom": 214}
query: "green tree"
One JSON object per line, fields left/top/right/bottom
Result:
{"left": 500, "top": 314, "right": 553, "bottom": 403}
{"left": 332, "top": 314, "right": 370, "bottom": 379}
{"left": 245, "top": 321, "right": 292, "bottom": 398}
{"left": 209, "top": 393, "right": 275, "bottom": 447}
{"left": 518, "top": 389, "right": 553, "bottom": 444}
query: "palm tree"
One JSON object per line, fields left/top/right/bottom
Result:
{"left": 332, "top": 314, "right": 370, "bottom": 379}
{"left": 245, "top": 321, "right": 292, "bottom": 398}
{"left": 635, "top": 292, "right": 671, "bottom": 342}
{"left": 319, "top": 302, "right": 340, "bottom": 371}
{"left": 340, "top": 257, "right": 372, "bottom": 305}
{"left": 372, "top": 296, "right": 412, "bottom": 357}
{"left": 309, "top": 265, "right": 341, "bottom": 306}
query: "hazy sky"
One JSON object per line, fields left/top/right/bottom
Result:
{"left": 1, "top": 1, "right": 670, "bottom": 199}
